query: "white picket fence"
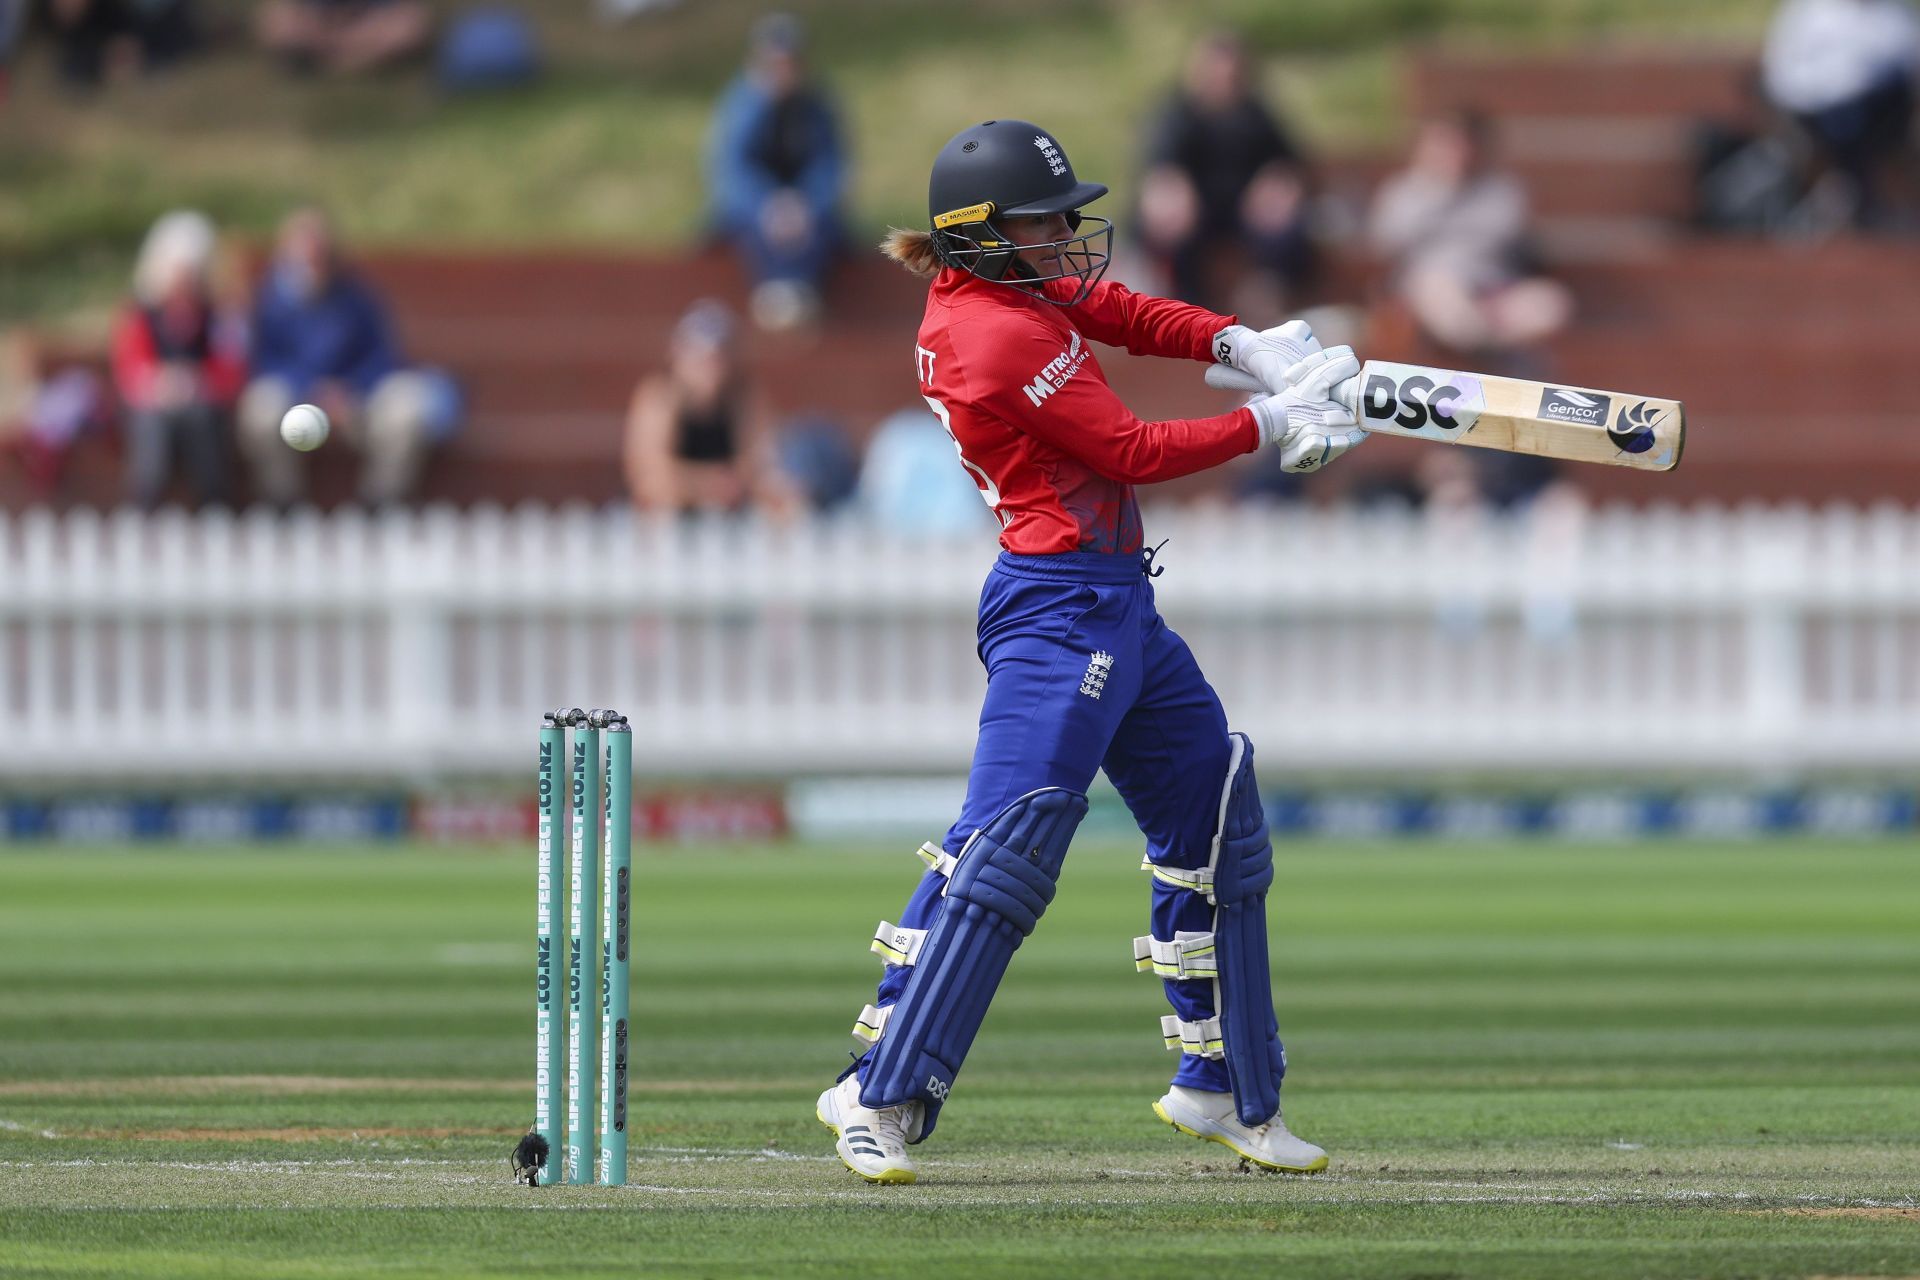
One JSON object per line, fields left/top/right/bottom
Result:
{"left": 1, "top": 502, "right": 1917, "bottom": 781}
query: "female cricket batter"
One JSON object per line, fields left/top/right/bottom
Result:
{"left": 815, "top": 119, "right": 1367, "bottom": 1183}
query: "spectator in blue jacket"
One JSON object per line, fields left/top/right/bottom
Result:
{"left": 706, "top": 13, "right": 845, "bottom": 330}
{"left": 238, "top": 207, "right": 458, "bottom": 506}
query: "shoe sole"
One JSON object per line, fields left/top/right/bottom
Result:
{"left": 1152, "top": 1099, "right": 1329, "bottom": 1174}
{"left": 816, "top": 1095, "right": 917, "bottom": 1185}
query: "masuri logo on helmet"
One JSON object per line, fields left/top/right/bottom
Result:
{"left": 927, "top": 119, "right": 1114, "bottom": 307}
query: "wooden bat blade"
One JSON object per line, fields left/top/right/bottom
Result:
{"left": 1203, "top": 361, "right": 1686, "bottom": 471}
{"left": 1356, "top": 362, "right": 1685, "bottom": 472}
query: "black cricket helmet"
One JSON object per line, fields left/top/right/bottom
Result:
{"left": 927, "top": 119, "right": 1113, "bottom": 306}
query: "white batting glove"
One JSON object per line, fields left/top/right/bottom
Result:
{"left": 1212, "top": 319, "right": 1323, "bottom": 395}
{"left": 1244, "top": 347, "right": 1369, "bottom": 473}
{"left": 1275, "top": 416, "right": 1369, "bottom": 473}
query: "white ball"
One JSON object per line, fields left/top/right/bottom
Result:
{"left": 280, "top": 403, "right": 331, "bottom": 452}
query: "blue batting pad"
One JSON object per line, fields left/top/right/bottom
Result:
{"left": 1212, "top": 733, "right": 1286, "bottom": 1125}
{"left": 860, "top": 786, "right": 1088, "bottom": 1136}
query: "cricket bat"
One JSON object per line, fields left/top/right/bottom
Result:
{"left": 1205, "top": 361, "right": 1684, "bottom": 471}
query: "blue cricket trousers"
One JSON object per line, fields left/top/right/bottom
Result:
{"left": 858, "top": 548, "right": 1256, "bottom": 1094}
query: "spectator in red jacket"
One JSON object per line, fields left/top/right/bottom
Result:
{"left": 112, "top": 210, "right": 244, "bottom": 510}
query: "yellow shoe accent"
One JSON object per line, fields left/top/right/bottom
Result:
{"left": 1153, "top": 1100, "right": 1329, "bottom": 1174}
{"left": 822, "top": 1092, "right": 917, "bottom": 1183}
{"left": 849, "top": 1158, "right": 915, "bottom": 1185}
{"left": 834, "top": 1148, "right": 916, "bottom": 1184}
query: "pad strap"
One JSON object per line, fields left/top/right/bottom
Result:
{"left": 851, "top": 1003, "right": 891, "bottom": 1045}
{"left": 871, "top": 921, "right": 929, "bottom": 967}
{"left": 1132, "top": 931, "right": 1217, "bottom": 980}
{"left": 1160, "top": 1014, "right": 1225, "bottom": 1057}
{"left": 1140, "top": 858, "right": 1214, "bottom": 898}
{"left": 917, "top": 841, "right": 957, "bottom": 877}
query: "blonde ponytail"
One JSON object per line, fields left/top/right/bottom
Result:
{"left": 880, "top": 228, "right": 942, "bottom": 278}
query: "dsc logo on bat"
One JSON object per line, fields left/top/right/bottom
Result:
{"left": 1358, "top": 362, "right": 1485, "bottom": 440}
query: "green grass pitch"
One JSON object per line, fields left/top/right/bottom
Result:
{"left": 2, "top": 839, "right": 1916, "bottom": 1279}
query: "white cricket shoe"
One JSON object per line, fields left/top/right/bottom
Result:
{"left": 1153, "top": 1085, "right": 1329, "bottom": 1173}
{"left": 816, "top": 1075, "right": 921, "bottom": 1184}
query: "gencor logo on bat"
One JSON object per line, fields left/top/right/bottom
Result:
{"left": 1537, "top": 387, "right": 1613, "bottom": 426}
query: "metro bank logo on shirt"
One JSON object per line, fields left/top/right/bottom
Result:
{"left": 1023, "top": 332, "right": 1090, "bottom": 406}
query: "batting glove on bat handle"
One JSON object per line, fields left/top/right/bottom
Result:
{"left": 1245, "top": 389, "right": 1363, "bottom": 447}
{"left": 1212, "top": 321, "right": 1322, "bottom": 395}
{"left": 1278, "top": 421, "right": 1369, "bottom": 472}
{"left": 1206, "top": 360, "right": 1361, "bottom": 414}
{"left": 1220, "top": 345, "right": 1366, "bottom": 469}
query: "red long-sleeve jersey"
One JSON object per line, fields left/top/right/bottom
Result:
{"left": 913, "top": 268, "right": 1258, "bottom": 555}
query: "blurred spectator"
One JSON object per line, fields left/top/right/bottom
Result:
{"left": 623, "top": 300, "right": 796, "bottom": 516}
{"left": 1763, "top": 0, "right": 1920, "bottom": 229}
{"left": 3, "top": 0, "right": 29, "bottom": 86}
{"left": 255, "top": 0, "right": 429, "bottom": 76}
{"left": 0, "top": 333, "right": 31, "bottom": 449}
{"left": 858, "top": 406, "right": 997, "bottom": 536}
{"left": 112, "top": 210, "right": 243, "bottom": 510}
{"left": 775, "top": 415, "right": 860, "bottom": 512}
{"left": 1692, "top": 72, "right": 1814, "bottom": 235}
{"left": 1414, "top": 443, "right": 1562, "bottom": 513}
{"left": 706, "top": 13, "right": 845, "bottom": 331}
{"left": 1136, "top": 30, "right": 1312, "bottom": 314}
{"left": 45, "top": 0, "right": 200, "bottom": 87}
{"left": 1336, "top": 438, "right": 1564, "bottom": 516}
{"left": 3, "top": 330, "right": 116, "bottom": 502}
{"left": 15, "top": 365, "right": 111, "bottom": 498}
{"left": 434, "top": 5, "right": 539, "bottom": 93}
{"left": 1368, "top": 112, "right": 1572, "bottom": 356}
{"left": 239, "top": 208, "right": 456, "bottom": 506}
{"left": 4, "top": 332, "right": 100, "bottom": 502}
{"left": 595, "top": 0, "right": 677, "bottom": 19}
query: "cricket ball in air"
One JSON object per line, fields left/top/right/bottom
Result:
{"left": 280, "top": 403, "right": 331, "bottom": 452}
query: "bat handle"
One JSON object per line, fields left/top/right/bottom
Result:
{"left": 1204, "top": 364, "right": 1265, "bottom": 394}
{"left": 1205, "top": 363, "right": 1363, "bottom": 417}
